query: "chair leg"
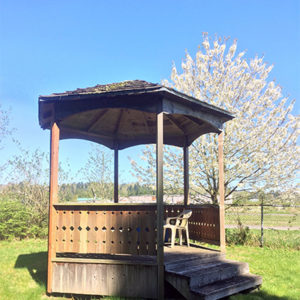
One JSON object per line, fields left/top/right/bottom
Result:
{"left": 171, "top": 228, "right": 176, "bottom": 248}
{"left": 179, "top": 229, "right": 183, "bottom": 246}
{"left": 185, "top": 227, "right": 190, "bottom": 247}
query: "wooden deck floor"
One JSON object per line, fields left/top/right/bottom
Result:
{"left": 164, "top": 245, "right": 223, "bottom": 265}
{"left": 55, "top": 244, "right": 219, "bottom": 266}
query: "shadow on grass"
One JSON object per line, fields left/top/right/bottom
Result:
{"left": 231, "top": 287, "right": 291, "bottom": 300}
{"left": 14, "top": 251, "right": 47, "bottom": 287}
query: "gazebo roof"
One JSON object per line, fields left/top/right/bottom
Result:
{"left": 39, "top": 80, "right": 234, "bottom": 149}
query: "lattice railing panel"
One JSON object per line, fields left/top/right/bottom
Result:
{"left": 54, "top": 205, "right": 157, "bottom": 255}
{"left": 53, "top": 203, "right": 220, "bottom": 256}
{"left": 164, "top": 204, "right": 220, "bottom": 245}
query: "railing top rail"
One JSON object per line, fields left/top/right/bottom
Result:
{"left": 54, "top": 202, "right": 158, "bottom": 207}
{"left": 54, "top": 202, "right": 219, "bottom": 208}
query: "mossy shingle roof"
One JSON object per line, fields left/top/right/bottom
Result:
{"left": 39, "top": 80, "right": 234, "bottom": 149}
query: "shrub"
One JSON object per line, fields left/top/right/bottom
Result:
{"left": 0, "top": 200, "right": 47, "bottom": 240}
{"left": 226, "top": 218, "right": 256, "bottom": 245}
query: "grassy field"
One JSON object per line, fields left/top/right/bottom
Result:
{"left": 0, "top": 238, "right": 299, "bottom": 300}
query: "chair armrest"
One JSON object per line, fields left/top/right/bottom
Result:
{"left": 165, "top": 217, "right": 178, "bottom": 225}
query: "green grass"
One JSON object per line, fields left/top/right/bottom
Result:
{"left": 0, "top": 239, "right": 299, "bottom": 299}
{"left": 0, "top": 239, "right": 47, "bottom": 300}
{"left": 227, "top": 246, "right": 300, "bottom": 300}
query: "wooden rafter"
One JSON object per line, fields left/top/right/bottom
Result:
{"left": 185, "top": 115, "right": 205, "bottom": 129}
{"left": 142, "top": 111, "right": 152, "bottom": 136}
{"left": 166, "top": 114, "right": 187, "bottom": 135}
{"left": 113, "top": 109, "right": 123, "bottom": 137}
{"left": 62, "top": 126, "right": 114, "bottom": 140}
{"left": 86, "top": 109, "right": 108, "bottom": 132}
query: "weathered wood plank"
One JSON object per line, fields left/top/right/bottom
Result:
{"left": 87, "top": 210, "right": 96, "bottom": 253}
{"left": 73, "top": 210, "right": 80, "bottom": 253}
{"left": 52, "top": 262, "right": 157, "bottom": 298}
{"left": 52, "top": 257, "right": 157, "bottom": 265}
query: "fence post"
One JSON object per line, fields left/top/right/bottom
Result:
{"left": 260, "top": 194, "right": 264, "bottom": 248}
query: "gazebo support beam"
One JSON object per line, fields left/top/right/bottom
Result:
{"left": 156, "top": 112, "right": 164, "bottom": 300}
{"left": 47, "top": 122, "right": 60, "bottom": 293}
{"left": 218, "top": 131, "right": 226, "bottom": 252}
{"left": 114, "top": 148, "right": 119, "bottom": 203}
{"left": 183, "top": 144, "right": 189, "bottom": 206}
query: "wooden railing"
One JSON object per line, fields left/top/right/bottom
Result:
{"left": 53, "top": 203, "right": 220, "bottom": 257}
{"left": 54, "top": 204, "right": 157, "bottom": 256}
{"left": 165, "top": 204, "right": 220, "bottom": 245}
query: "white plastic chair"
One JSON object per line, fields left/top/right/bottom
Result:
{"left": 163, "top": 209, "right": 192, "bottom": 247}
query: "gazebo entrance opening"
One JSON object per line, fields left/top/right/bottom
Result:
{"left": 39, "top": 80, "right": 235, "bottom": 299}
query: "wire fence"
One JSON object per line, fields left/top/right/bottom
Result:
{"left": 225, "top": 204, "right": 300, "bottom": 246}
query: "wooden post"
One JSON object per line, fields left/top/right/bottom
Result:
{"left": 156, "top": 112, "right": 164, "bottom": 300}
{"left": 260, "top": 193, "right": 264, "bottom": 247}
{"left": 218, "top": 132, "right": 226, "bottom": 252}
{"left": 47, "top": 122, "right": 60, "bottom": 293}
{"left": 183, "top": 144, "right": 189, "bottom": 206}
{"left": 114, "top": 148, "right": 119, "bottom": 203}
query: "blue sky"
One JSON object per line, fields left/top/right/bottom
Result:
{"left": 0, "top": 0, "right": 299, "bottom": 183}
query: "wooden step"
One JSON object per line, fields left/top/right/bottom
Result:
{"left": 191, "top": 274, "right": 262, "bottom": 300}
{"left": 165, "top": 254, "right": 225, "bottom": 273}
{"left": 186, "top": 261, "right": 249, "bottom": 288}
{"left": 164, "top": 250, "right": 224, "bottom": 265}
{"left": 166, "top": 260, "right": 249, "bottom": 289}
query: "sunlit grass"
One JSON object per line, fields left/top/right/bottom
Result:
{"left": 0, "top": 239, "right": 46, "bottom": 300}
{"left": 227, "top": 246, "right": 300, "bottom": 300}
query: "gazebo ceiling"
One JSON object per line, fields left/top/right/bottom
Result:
{"left": 39, "top": 80, "right": 234, "bottom": 149}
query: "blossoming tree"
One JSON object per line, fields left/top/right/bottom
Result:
{"left": 131, "top": 35, "right": 299, "bottom": 204}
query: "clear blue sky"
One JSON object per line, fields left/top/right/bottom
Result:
{"left": 0, "top": 0, "right": 299, "bottom": 183}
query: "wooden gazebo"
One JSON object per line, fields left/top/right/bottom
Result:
{"left": 39, "top": 80, "right": 261, "bottom": 299}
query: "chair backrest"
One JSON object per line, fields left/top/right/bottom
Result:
{"left": 176, "top": 209, "right": 192, "bottom": 227}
